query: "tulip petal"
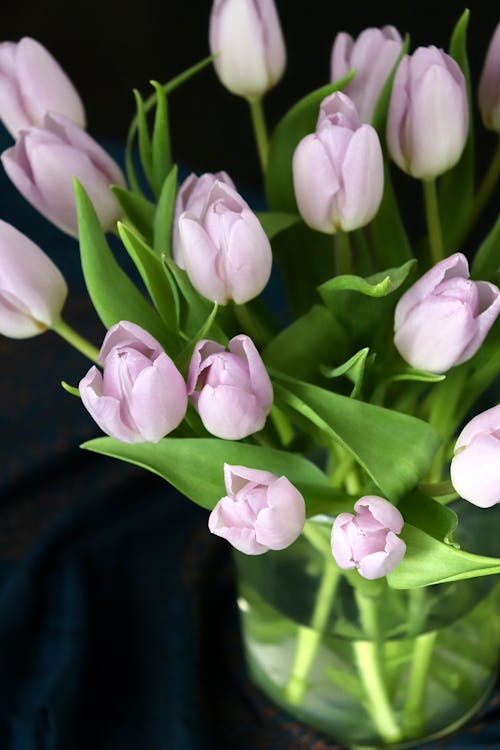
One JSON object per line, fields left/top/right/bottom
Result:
{"left": 451, "top": 433, "right": 500, "bottom": 508}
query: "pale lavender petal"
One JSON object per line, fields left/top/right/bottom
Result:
{"left": 129, "top": 354, "right": 187, "bottom": 441}
{"left": 293, "top": 133, "right": 340, "bottom": 233}
{"left": 196, "top": 384, "right": 267, "bottom": 439}
{"left": 224, "top": 463, "right": 275, "bottom": 496}
{"left": 454, "top": 404, "right": 500, "bottom": 451}
{"left": 229, "top": 334, "right": 273, "bottom": 410}
{"left": 338, "top": 124, "right": 383, "bottom": 230}
{"left": 79, "top": 366, "right": 138, "bottom": 443}
{"left": 255, "top": 476, "right": 305, "bottom": 549}
{"left": 357, "top": 532, "right": 406, "bottom": 579}
{"left": 99, "top": 320, "right": 163, "bottom": 361}
{"left": 451, "top": 433, "right": 500, "bottom": 507}
{"left": 355, "top": 495, "right": 404, "bottom": 534}
{"left": 179, "top": 213, "right": 227, "bottom": 303}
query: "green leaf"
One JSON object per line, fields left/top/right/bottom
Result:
{"left": 388, "top": 523, "right": 500, "bottom": 588}
{"left": 265, "top": 71, "right": 356, "bottom": 212}
{"left": 367, "top": 161, "right": 413, "bottom": 268}
{"left": 111, "top": 186, "right": 155, "bottom": 244}
{"left": 132, "top": 88, "right": 153, "bottom": 188}
{"left": 150, "top": 80, "right": 172, "bottom": 197}
{"left": 471, "top": 208, "right": 500, "bottom": 283}
{"left": 61, "top": 381, "right": 80, "bottom": 397}
{"left": 262, "top": 304, "right": 349, "bottom": 383}
{"left": 321, "top": 347, "right": 370, "bottom": 398}
{"left": 116, "top": 222, "right": 181, "bottom": 349}
{"left": 397, "top": 489, "right": 458, "bottom": 544}
{"left": 319, "top": 260, "right": 416, "bottom": 301}
{"left": 74, "top": 179, "right": 166, "bottom": 343}
{"left": 174, "top": 303, "right": 219, "bottom": 375}
{"left": 81, "top": 436, "right": 343, "bottom": 517}
{"left": 439, "top": 9, "right": 474, "bottom": 254}
{"left": 153, "top": 164, "right": 178, "bottom": 255}
{"left": 255, "top": 211, "right": 301, "bottom": 239}
{"left": 272, "top": 375, "right": 441, "bottom": 502}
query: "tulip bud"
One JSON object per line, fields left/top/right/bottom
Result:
{"left": 331, "top": 495, "right": 406, "bottom": 580}
{"left": 330, "top": 26, "right": 403, "bottom": 123}
{"left": 394, "top": 253, "right": 500, "bottom": 374}
{"left": 209, "top": 0, "right": 286, "bottom": 99}
{"left": 450, "top": 405, "right": 500, "bottom": 508}
{"left": 178, "top": 180, "right": 272, "bottom": 304}
{"left": 1, "top": 112, "right": 125, "bottom": 237}
{"left": 292, "top": 91, "right": 384, "bottom": 234}
{"left": 172, "top": 170, "right": 235, "bottom": 267}
{"left": 79, "top": 321, "right": 188, "bottom": 443}
{"left": 0, "top": 36, "right": 85, "bottom": 138}
{"left": 209, "top": 463, "right": 306, "bottom": 554}
{"left": 478, "top": 22, "right": 500, "bottom": 133}
{"left": 386, "top": 46, "right": 468, "bottom": 179}
{"left": 0, "top": 219, "right": 67, "bottom": 338}
{"left": 187, "top": 334, "right": 273, "bottom": 440}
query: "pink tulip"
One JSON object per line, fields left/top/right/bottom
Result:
{"left": 172, "top": 170, "right": 235, "bottom": 267}
{"left": 209, "top": 0, "right": 286, "bottom": 99}
{"left": 330, "top": 25, "right": 403, "bottom": 123}
{"left": 451, "top": 405, "right": 500, "bottom": 508}
{"left": 293, "top": 91, "right": 384, "bottom": 233}
{"left": 386, "top": 46, "right": 468, "bottom": 179}
{"left": 209, "top": 463, "right": 306, "bottom": 554}
{"left": 0, "top": 36, "right": 85, "bottom": 138}
{"left": 187, "top": 334, "right": 273, "bottom": 440}
{"left": 0, "top": 219, "right": 67, "bottom": 338}
{"left": 394, "top": 253, "right": 500, "bottom": 374}
{"left": 1, "top": 112, "right": 125, "bottom": 237}
{"left": 478, "top": 21, "right": 500, "bottom": 133}
{"left": 331, "top": 495, "right": 406, "bottom": 580}
{"left": 79, "top": 321, "right": 188, "bottom": 443}
{"left": 178, "top": 180, "right": 272, "bottom": 304}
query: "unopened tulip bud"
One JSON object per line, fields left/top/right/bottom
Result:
{"left": 331, "top": 495, "right": 406, "bottom": 579}
{"left": 386, "top": 46, "right": 468, "bottom": 179}
{"left": 1, "top": 112, "right": 125, "bottom": 237}
{"left": 0, "top": 220, "right": 67, "bottom": 338}
{"left": 394, "top": 253, "right": 500, "bottom": 374}
{"left": 209, "top": 463, "right": 305, "bottom": 554}
{"left": 478, "top": 22, "right": 500, "bottom": 133}
{"left": 209, "top": 0, "right": 286, "bottom": 99}
{"left": 187, "top": 334, "right": 273, "bottom": 440}
{"left": 451, "top": 405, "right": 500, "bottom": 508}
{"left": 0, "top": 36, "right": 85, "bottom": 138}
{"left": 79, "top": 321, "right": 188, "bottom": 443}
{"left": 178, "top": 181, "right": 272, "bottom": 304}
{"left": 293, "top": 92, "right": 384, "bottom": 234}
{"left": 331, "top": 26, "right": 403, "bottom": 123}
{"left": 172, "top": 170, "right": 235, "bottom": 267}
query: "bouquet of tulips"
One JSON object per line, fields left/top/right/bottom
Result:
{"left": 1, "top": 1, "right": 500, "bottom": 632}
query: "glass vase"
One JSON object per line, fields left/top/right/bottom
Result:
{"left": 233, "top": 501, "right": 500, "bottom": 749}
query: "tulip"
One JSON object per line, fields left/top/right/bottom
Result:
{"left": 394, "top": 253, "right": 500, "bottom": 374}
{"left": 0, "top": 219, "right": 67, "bottom": 338}
{"left": 209, "top": 0, "right": 286, "bottom": 99}
{"left": 187, "top": 334, "right": 273, "bottom": 440}
{"left": 478, "top": 22, "right": 500, "bottom": 132}
{"left": 178, "top": 180, "right": 272, "bottom": 304}
{"left": 208, "top": 463, "right": 306, "bottom": 554}
{"left": 386, "top": 46, "right": 468, "bottom": 179}
{"left": 330, "top": 26, "right": 403, "bottom": 123}
{"left": 450, "top": 405, "right": 500, "bottom": 508}
{"left": 172, "top": 170, "right": 235, "bottom": 267}
{"left": 79, "top": 321, "right": 188, "bottom": 443}
{"left": 331, "top": 495, "right": 406, "bottom": 580}
{"left": 292, "top": 91, "right": 384, "bottom": 233}
{"left": 0, "top": 36, "right": 85, "bottom": 138}
{"left": 1, "top": 112, "right": 126, "bottom": 237}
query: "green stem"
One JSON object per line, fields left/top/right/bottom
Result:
{"left": 402, "top": 630, "right": 437, "bottom": 737}
{"left": 335, "top": 230, "right": 352, "bottom": 275}
{"left": 422, "top": 179, "right": 444, "bottom": 265}
{"left": 51, "top": 317, "right": 100, "bottom": 362}
{"left": 232, "top": 302, "right": 268, "bottom": 347}
{"left": 466, "top": 136, "right": 500, "bottom": 237}
{"left": 285, "top": 548, "right": 341, "bottom": 705}
{"left": 248, "top": 97, "right": 269, "bottom": 174}
{"left": 354, "top": 591, "right": 402, "bottom": 744}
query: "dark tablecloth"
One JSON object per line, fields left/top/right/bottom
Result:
{"left": 0, "top": 127, "right": 499, "bottom": 749}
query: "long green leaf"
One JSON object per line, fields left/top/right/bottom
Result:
{"left": 153, "top": 164, "right": 178, "bottom": 255}
{"left": 151, "top": 80, "right": 172, "bottom": 197}
{"left": 111, "top": 186, "right": 155, "bottom": 243}
{"left": 74, "top": 180, "right": 166, "bottom": 343}
{"left": 273, "top": 375, "right": 441, "bottom": 502}
{"left": 471, "top": 208, "right": 500, "bottom": 283}
{"left": 81, "top": 436, "right": 346, "bottom": 517}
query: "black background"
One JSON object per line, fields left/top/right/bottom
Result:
{"left": 1, "top": 1, "right": 499, "bottom": 193}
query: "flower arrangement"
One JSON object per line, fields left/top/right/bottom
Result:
{"left": 1, "top": 3, "right": 500, "bottom": 747}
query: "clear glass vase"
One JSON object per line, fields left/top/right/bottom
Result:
{"left": 233, "top": 501, "right": 500, "bottom": 749}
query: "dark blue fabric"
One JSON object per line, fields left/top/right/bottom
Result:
{"left": 0, "top": 125, "right": 499, "bottom": 749}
